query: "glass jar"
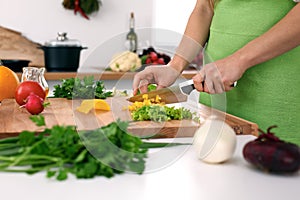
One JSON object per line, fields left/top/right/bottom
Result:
{"left": 21, "top": 67, "right": 49, "bottom": 97}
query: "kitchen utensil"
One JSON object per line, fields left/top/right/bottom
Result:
{"left": 21, "top": 67, "right": 49, "bottom": 96}
{"left": 39, "top": 32, "right": 87, "bottom": 72}
{"left": 128, "top": 80, "right": 195, "bottom": 104}
{"left": 128, "top": 80, "right": 237, "bottom": 104}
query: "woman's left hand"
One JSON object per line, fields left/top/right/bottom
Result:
{"left": 192, "top": 55, "right": 246, "bottom": 94}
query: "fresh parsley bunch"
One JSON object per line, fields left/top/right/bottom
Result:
{"left": 0, "top": 116, "right": 147, "bottom": 181}
{"left": 53, "top": 76, "right": 112, "bottom": 99}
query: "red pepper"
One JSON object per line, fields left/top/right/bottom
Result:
{"left": 74, "top": 0, "right": 89, "bottom": 20}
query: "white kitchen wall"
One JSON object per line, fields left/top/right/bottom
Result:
{"left": 0, "top": 0, "right": 195, "bottom": 71}
{"left": 153, "top": 0, "right": 196, "bottom": 35}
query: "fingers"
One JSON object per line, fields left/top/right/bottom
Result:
{"left": 133, "top": 66, "right": 179, "bottom": 95}
{"left": 156, "top": 85, "right": 165, "bottom": 90}
{"left": 133, "top": 78, "right": 150, "bottom": 95}
{"left": 208, "top": 74, "right": 224, "bottom": 94}
{"left": 133, "top": 72, "right": 144, "bottom": 93}
{"left": 224, "top": 81, "right": 237, "bottom": 91}
{"left": 213, "top": 79, "right": 225, "bottom": 94}
{"left": 192, "top": 65, "right": 235, "bottom": 94}
{"left": 132, "top": 69, "right": 152, "bottom": 95}
{"left": 192, "top": 72, "right": 205, "bottom": 92}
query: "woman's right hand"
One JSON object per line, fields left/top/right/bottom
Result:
{"left": 132, "top": 65, "right": 181, "bottom": 95}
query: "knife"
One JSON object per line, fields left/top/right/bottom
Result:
{"left": 127, "top": 80, "right": 237, "bottom": 104}
{"left": 127, "top": 80, "right": 195, "bottom": 104}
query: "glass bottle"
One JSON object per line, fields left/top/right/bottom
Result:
{"left": 21, "top": 67, "right": 49, "bottom": 97}
{"left": 126, "top": 12, "right": 138, "bottom": 52}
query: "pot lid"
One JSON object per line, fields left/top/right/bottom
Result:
{"left": 45, "top": 32, "right": 81, "bottom": 47}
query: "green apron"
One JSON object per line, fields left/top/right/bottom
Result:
{"left": 201, "top": 0, "right": 300, "bottom": 145}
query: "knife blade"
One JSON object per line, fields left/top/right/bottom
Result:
{"left": 127, "top": 80, "right": 195, "bottom": 104}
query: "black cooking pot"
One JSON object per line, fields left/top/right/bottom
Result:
{"left": 1, "top": 59, "right": 31, "bottom": 72}
{"left": 39, "top": 32, "right": 87, "bottom": 72}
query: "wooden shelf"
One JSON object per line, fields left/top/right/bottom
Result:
{"left": 16, "top": 70, "right": 198, "bottom": 81}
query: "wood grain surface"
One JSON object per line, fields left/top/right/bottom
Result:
{"left": 0, "top": 26, "right": 44, "bottom": 67}
{"left": 0, "top": 97, "right": 258, "bottom": 139}
{"left": 15, "top": 70, "right": 199, "bottom": 81}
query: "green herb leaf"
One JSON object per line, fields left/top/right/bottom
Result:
{"left": 57, "top": 169, "right": 68, "bottom": 181}
{"left": 18, "top": 131, "right": 36, "bottom": 147}
{"left": 29, "top": 115, "right": 46, "bottom": 126}
{"left": 47, "top": 170, "right": 56, "bottom": 178}
{"left": 53, "top": 76, "right": 112, "bottom": 99}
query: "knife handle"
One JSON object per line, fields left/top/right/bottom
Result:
{"left": 201, "top": 81, "right": 237, "bottom": 88}
{"left": 181, "top": 80, "right": 237, "bottom": 95}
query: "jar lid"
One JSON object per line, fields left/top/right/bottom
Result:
{"left": 44, "top": 32, "right": 81, "bottom": 47}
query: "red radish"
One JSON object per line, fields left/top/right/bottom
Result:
{"left": 25, "top": 93, "right": 45, "bottom": 115}
{"left": 15, "top": 81, "right": 46, "bottom": 106}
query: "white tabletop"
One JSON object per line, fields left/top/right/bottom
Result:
{"left": 0, "top": 135, "right": 299, "bottom": 200}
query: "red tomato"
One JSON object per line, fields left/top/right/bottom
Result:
{"left": 145, "top": 57, "right": 152, "bottom": 64}
{"left": 157, "top": 58, "right": 165, "bottom": 65}
{"left": 149, "top": 52, "right": 158, "bottom": 61}
{"left": 15, "top": 81, "right": 46, "bottom": 106}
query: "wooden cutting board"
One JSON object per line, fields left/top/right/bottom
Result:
{"left": 0, "top": 97, "right": 258, "bottom": 139}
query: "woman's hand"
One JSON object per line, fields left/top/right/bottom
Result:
{"left": 132, "top": 65, "right": 181, "bottom": 95}
{"left": 192, "top": 55, "right": 246, "bottom": 94}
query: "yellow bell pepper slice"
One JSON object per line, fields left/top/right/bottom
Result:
{"left": 76, "top": 99, "right": 111, "bottom": 114}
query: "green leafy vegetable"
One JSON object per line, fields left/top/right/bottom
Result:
{"left": 132, "top": 105, "right": 196, "bottom": 122}
{"left": 0, "top": 116, "right": 147, "bottom": 180}
{"left": 53, "top": 76, "right": 112, "bottom": 99}
{"left": 29, "top": 115, "right": 46, "bottom": 126}
{"left": 0, "top": 115, "right": 192, "bottom": 181}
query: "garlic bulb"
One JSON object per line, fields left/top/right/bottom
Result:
{"left": 193, "top": 115, "right": 237, "bottom": 164}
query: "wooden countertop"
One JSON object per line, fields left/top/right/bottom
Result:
{"left": 16, "top": 70, "right": 198, "bottom": 81}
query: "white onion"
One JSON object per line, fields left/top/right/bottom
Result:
{"left": 193, "top": 115, "right": 237, "bottom": 164}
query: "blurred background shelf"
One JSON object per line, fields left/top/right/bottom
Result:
{"left": 16, "top": 70, "right": 198, "bottom": 81}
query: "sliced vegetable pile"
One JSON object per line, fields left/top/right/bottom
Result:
{"left": 132, "top": 105, "right": 195, "bottom": 122}
{"left": 53, "top": 76, "right": 112, "bottom": 99}
{"left": 128, "top": 93, "right": 198, "bottom": 122}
